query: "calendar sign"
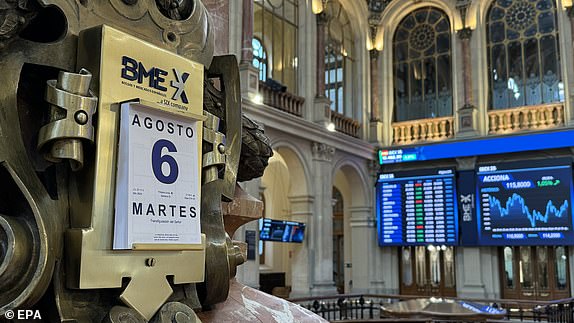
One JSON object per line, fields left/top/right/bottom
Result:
{"left": 114, "top": 101, "right": 202, "bottom": 249}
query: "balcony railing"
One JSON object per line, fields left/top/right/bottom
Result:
{"left": 331, "top": 111, "right": 360, "bottom": 138}
{"left": 259, "top": 81, "right": 305, "bottom": 117}
{"left": 488, "top": 103, "right": 565, "bottom": 134}
{"left": 392, "top": 116, "right": 454, "bottom": 145}
{"left": 290, "top": 293, "right": 574, "bottom": 322}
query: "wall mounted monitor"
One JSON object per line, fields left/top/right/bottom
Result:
{"left": 259, "top": 218, "right": 306, "bottom": 243}
{"left": 376, "top": 168, "right": 458, "bottom": 246}
{"left": 476, "top": 159, "right": 574, "bottom": 246}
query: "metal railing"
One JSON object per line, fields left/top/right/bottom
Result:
{"left": 289, "top": 294, "right": 574, "bottom": 322}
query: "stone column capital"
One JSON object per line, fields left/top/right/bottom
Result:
{"left": 457, "top": 27, "right": 473, "bottom": 40}
{"left": 316, "top": 12, "right": 330, "bottom": 25}
{"left": 311, "top": 142, "right": 335, "bottom": 162}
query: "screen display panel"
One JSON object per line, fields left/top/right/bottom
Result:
{"left": 377, "top": 168, "right": 458, "bottom": 246}
{"left": 476, "top": 160, "right": 574, "bottom": 245}
{"left": 259, "top": 218, "right": 305, "bottom": 243}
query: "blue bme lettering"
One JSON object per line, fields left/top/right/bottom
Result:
{"left": 121, "top": 56, "right": 168, "bottom": 92}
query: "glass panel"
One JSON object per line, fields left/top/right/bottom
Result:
{"left": 337, "top": 87, "right": 343, "bottom": 114}
{"left": 507, "top": 41, "right": 524, "bottom": 107}
{"left": 504, "top": 247, "right": 514, "bottom": 288}
{"left": 435, "top": 18, "right": 448, "bottom": 32}
{"left": 524, "top": 38, "right": 541, "bottom": 105}
{"left": 415, "top": 9, "right": 428, "bottom": 23}
{"left": 429, "top": 246, "right": 441, "bottom": 287}
{"left": 410, "top": 61, "right": 423, "bottom": 119}
{"left": 393, "top": 7, "right": 451, "bottom": 121}
{"left": 537, "top": 0, "right": 553, "bottom": 11}
{"left": 416, "top": 246, "right": 427, "bottom": 287}
{"left": 395, "top": 42, "right": 408, "bottom": 62}
{"left": 541, "top": 35, "right": 561, "bottom": 103}
{"left": 436, "top": 55, "right": 452, "bottom": 117}
{"left": 403, "top": 15, "right": 416, "bottom": 29}
{"left": 520, "top": 246, "right": 533, "bottom": 289}
{"left": 423, "top": 58, "right": 436, "bottom": 100}
{"left": 443, "top": 246, "right": 455, "bottom": 288}
{"left": 497, "top": 0, "right": 512, "bottom": 8}
{"left": 395, "top": 28, "right": 409, "bottom": 42}
{"left": 324, "top": 0, "right": 354, "bottom": 118}
{"left": 538, "top": 11, "right": 554, "bottom": 34}
{"left": 254, "top": 0, "right": 298, "bottom": 93}
{"left": 428, "top": 10, "right": 440, "bottom": 24}
{"left": 284, "top": 1, "right": 296, "bottom": 25}
{"left": 537, "top": 247, "right": 549, "bottom": 289}
{"left": 402, "top": 247, "right": 413, "bottom": 286}
{"left": 436, "top": 33, "right": 449, "bottom": 54}
{"left": 490, "top": 7, "right": 505, "bottom": 21}
{"left": 487, "top": 0, "right": 561, "bottom": 109}
{"left": 490, "top": 21, "right": 505, "bottom": 43}
{"left": 555, "top": 246, "right": 567, "bottom": 289}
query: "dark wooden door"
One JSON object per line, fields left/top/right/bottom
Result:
{"left": 500, "top": 246, "right": 570, "bottom": 300}
{"left": 399, "top": 246, "right": 456, "bottom": 297}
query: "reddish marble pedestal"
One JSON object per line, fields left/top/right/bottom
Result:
{"left": 197, "top": 280, "right": 327, "bottom": 322}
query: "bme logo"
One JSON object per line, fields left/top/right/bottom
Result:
{"left": 120, "top": 56, "right": 190, "bottom": 104}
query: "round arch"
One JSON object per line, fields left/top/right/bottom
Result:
{"left": 332, "top": 158, "right": 370, "bottom": 208}
{"left": 337, "top": 0, "right": 370, "bottom": 42}
{"left": 375, "top": 0, "right": 463, "bottom": 51}
{"left": 268, "top": 139, "right": 312, "bottom": 197}
{"left": 331, "top": 158, "right": 371, "bottom": 294}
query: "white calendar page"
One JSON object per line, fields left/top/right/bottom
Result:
{"left": 114, "top": 101, "right": 201, "bottom": 249}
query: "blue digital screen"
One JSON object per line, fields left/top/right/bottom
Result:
{"left": 378, "top": 129, "right": 574, "bottom": 165}
{"left": 377, "top": 169, "right": 458, "bottom": 246}
{"left": 259, "top": 218, "right": 305, "bottom": 243}
{"left": 476, "top": 161, "right": 574, "bottom": 245}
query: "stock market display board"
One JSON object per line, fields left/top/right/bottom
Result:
{"left": 376, "top": 169, "right": 458, "bottom": 246}
{"left": 476, "top": 162, "right": 574, "bottom": 245}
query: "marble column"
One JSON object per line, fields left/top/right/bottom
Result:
{"left": 240, "top": 0, "right": 254, "bottom": 64}
{"left": 313, "top": 13, "right": 331, "bottom": 124}
{"left": 368, "top": 49, "right": 384, "bottom": 144}
{"left": 239, "top": 0, "right": 259, "bottom": 98}
{"left": 309, "top": 142, "right": 337, "bottom": 295}
{"left": 203, "top": 0, "right": 229, "bottom": 56}
{"left": 456, "top": 27, "right": 478, "bottom": 136}
{"left": 349, "top": 206, "right": 376, "bottom": 293}
{"left": 456, "top": 247, "right": 502, "bottom": 299}
{"left": 288, "top": 195, "right": 315, "bottom": 297}
{"left": 370, "top": 49, "right": 380, "bottom": 122}
{"left": 315, "top": 13, "right": 328, "bottom": 98}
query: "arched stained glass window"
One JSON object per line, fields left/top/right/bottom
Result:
{"left": 487, "top": 0, "right": 564, "bottom": 109}
{"left": 252, "top": 37, "right": 268, "bottom": 82}
{"left": 254, "top": 0, "right": 299, "bottom": 93}
{"left": 393, "top": 7, "right": 452, "bottom": 122}
{"left": 325, "top": 0, "right": 354, "bottom": 116}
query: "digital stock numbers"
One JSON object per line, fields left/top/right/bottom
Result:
{"left": 377, "top": 169, "right": 457, "bottom": 246}
{"left": 476, "top": 163, "right": 574, "bottom": 245}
